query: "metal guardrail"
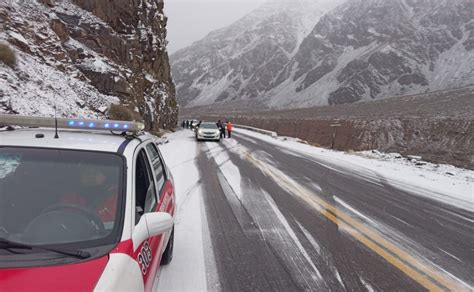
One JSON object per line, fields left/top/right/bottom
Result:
{"left": 234, "top": 124, "right": 277, "bottom": 137}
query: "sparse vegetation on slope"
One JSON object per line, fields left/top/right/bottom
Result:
{"left": 0, "top": 43, "right": 16, "bottom": 68}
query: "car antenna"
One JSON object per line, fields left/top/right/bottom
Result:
{"left": 53, "top": 92, "right": 59, "bottom": 139}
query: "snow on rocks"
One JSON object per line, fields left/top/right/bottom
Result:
{"left": 0, "top": 48, "right": 118, "bottom": 118}
{"left": 7, "top": 31, "right": 28, "bottom": 46}
{"left": 0, "top": 0, "right": 178, "bottom": 130}
{"left": 0, "top": 0, "right": 119, "bottom": 118}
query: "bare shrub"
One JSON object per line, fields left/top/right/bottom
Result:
{"left": 108, "top": 104, "right": 141, "bottom": 121}
{"left": 0, "top": 44, "right": 17, "bottom": 68}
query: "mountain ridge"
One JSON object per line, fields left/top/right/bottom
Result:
{"left": 171, "top": 0, "right": 474, "bottom": 110}
{"left": 171, "top": 0, "right": 342, "bottom": 107}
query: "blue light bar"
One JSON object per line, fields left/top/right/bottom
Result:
{"left": 0, "top": 114, "right": 145, "bottom": 132}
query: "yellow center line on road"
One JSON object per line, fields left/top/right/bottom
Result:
{"left": 323, "top": 211, "right": 444, "bottom": 292}
{"left": 241, "top": 151, "right": 470, "bottom": 292}
{"left": 310, "top": 194, "right": 468, "bottom": 292}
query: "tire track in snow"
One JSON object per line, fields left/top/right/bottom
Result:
{"left": 206, "top": 142, "right": 327, "bottom": 290}
{"left": 226, "top": 141, "right": 471, "bottom": 291}
{"left": 197, "top": 142, "right": 300, "bottom": 291}
{"left": 296, "top": 221, "right": 346, "bottom": 289}
{"left": 234, "top": 130, "right": 474, "bottom": 288}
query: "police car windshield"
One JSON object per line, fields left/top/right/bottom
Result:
{"left": 0, "top": 147, "right": 124, "bottom": 249}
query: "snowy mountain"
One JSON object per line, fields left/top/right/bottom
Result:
{"left": 0, "top": 0, "right": 178, "bottom": 130}
{"left": 172, "top": 0, "right": 474, "bottom": 109}
{"left": 171, "top": 0, "right": 342, "bottom": 107}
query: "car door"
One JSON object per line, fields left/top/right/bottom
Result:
{"left": 133, "top": 148, "right": 161, "bottom": 291}
{"left": 143, "top": 143, "right": 175, "bottom": 286}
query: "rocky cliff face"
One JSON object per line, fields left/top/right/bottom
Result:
{"left": 172, "top": 0, "right": 474, "bottom": 110}
{"left": 0, "top": 0, "right": 177, "bottom": 130}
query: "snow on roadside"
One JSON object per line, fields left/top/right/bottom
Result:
{"left": 234, "top": 128, "right": 474, "bottom": 212}
{"left": 155, "top": 130, "right": 212, "bottom": 292}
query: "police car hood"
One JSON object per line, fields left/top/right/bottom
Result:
{"left": 0, "top": 255, "right": 108, "bottom": 291}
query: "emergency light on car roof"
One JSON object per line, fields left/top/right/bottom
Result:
{"left": 0, "top": 114, "right": 145, "bottom": 132}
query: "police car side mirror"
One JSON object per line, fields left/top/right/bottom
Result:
{"left": 145, "top": 212, "right": 173, "bottom": 236}
{"left": 132, "top": 212, "right": 173, "bottom": 250}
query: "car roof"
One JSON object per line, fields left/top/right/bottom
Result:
{"left": 0, "top": 128, "right": 152, "bottom": 153}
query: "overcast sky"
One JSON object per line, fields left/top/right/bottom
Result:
{"left": 164, "top": 0, "right": 267, "bottom": 54}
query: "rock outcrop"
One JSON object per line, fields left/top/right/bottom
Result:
{"left": 0, "top": 0, "right": 177, "bottom": 130}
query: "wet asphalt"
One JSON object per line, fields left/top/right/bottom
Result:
{"left": 195, "top": 131, "right": 473, "bottom": 292}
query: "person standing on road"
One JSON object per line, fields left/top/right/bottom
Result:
{"left": 217, "top": 120, "right": 226, "bottom": 139}
{"left": 182, "top": 120, "right": 185, "bottom": 128}
{"left": 226, "top": 121, "right": 233, "bottom": 138}
{"left": 185, "top": 120, "right": 189, "bottom": 128}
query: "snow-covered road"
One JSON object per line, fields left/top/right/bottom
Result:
{"left": 154, "top": 129, "right": 473, "bottom": 291}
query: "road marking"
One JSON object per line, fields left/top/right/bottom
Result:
{"left": 323, "top": 209, "right": 444, "bottom": 291}
{"left": 236, "top": 148, "right": 471, "bottom": 292}
{"left": 319, "top": 199, "right": 468, "bottom": 291}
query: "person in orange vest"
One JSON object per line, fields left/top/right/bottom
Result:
{"left": 226, "top": 120, "right": 233, "bottom": 138}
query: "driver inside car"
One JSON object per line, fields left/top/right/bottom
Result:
{"left": 60, "top": 166, "right": 118, "bottom": 224}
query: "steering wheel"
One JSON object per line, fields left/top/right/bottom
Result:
{"left": 20, "top": 204, "right": 106, "bottom": 244}
{"left": 40, "top": 203, "right": 105, "bottom": 234}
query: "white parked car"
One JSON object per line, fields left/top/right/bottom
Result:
{"left": 195, "top": 122, "right": 220, "bottom": 141}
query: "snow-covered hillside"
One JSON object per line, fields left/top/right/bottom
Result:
{"left": 172, "top": 0, "right": 474, "bottom": 109}
{"left": 0, "top": 1, "right": 115, "bottom": 118}
{"left": 269, "top": 0, "right": 474, "bottom": 108}
{"left": 0, "top": 0, "right": 178, "bottom": 130}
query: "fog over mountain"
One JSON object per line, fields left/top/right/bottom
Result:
{"left": 171, "top": 0, "right": 474, "bottom": 109}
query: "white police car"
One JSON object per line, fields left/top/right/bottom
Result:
{"left": 0, "top": 114, "right": 176, "bottom": 291}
